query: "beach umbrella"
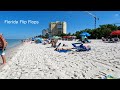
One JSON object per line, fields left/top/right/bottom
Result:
{"left": 32, "top": 37, "right": 35, "bottom": 41}
{"left": 63, "top": 36, "right": 73, "bottom": 39}
{"left": 52, "top": 36, "right": 61, "bottom": 39}
{"left": 35, "top": 38, "right": 43, "bottom": 43}
{"left": 35, "top": 38, "right": 43, "bottom": 40}
{"left": 110, "top": 30, "right": 120, "bottom": 38}
{"left": 63, "top": 36, "right": 68, "bottom": 38}
{"left": 80, "top": 32, "right": 91, "bottom": 36}
{"left": 110, "top": 30, "right": 120, "bottom": 35}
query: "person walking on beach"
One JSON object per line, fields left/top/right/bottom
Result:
{"left": 0, "top": 34, "right": 7, "bottom": 64}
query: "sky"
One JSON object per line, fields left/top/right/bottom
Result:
{"left": 0, "top": 11, "right": 120, "bottom": 39}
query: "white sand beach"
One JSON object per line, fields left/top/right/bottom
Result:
{"left": 0, "top": 40, "right": 120, "bottom": 79}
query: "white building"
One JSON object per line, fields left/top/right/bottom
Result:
{"left": 49, "top": 21, "right": 67, "bottom": 36}
{"left": 42, "top": 29, "right": 49, "bottom": 36}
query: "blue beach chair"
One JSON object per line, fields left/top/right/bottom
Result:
{"left": 72, "top": 43, "right": 91, "bottom": 51}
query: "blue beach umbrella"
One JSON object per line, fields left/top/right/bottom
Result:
{"left": 80, "top": 32, "right": 91, "bottom": 36}
{"left": 35, "top": 38, "right": 43, "bottom": 43}
{"left": 32, "top": 37, "right": 35, "bottom": 41}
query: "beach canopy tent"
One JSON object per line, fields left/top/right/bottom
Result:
{"left": 63, "top": 36, "right": 69, "bottom": 38}
{"left": 63, "top": 36, "right": 76, "bottom": 39}
{"left": 72, "top": 36, "right": 77, "bottom": 39}
{"left": 80, "top": 32, "right": 91, "bottom": 36}
{"left": 35, "top": 38, "right": 43, "bottom": 43}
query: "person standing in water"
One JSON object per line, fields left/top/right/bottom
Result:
{"left": 0, "top": 34, "right": 8, "bottom": 64}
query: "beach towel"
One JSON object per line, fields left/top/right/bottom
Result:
{"left": 57, "top": 49, "right": 71, "bottom": 53}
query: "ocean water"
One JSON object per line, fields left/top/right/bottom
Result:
{"left": 6, "top": 39, "right": 22, "bottom": 49}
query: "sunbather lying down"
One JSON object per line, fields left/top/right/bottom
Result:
{"left": 55, "top": 47, "right": 72, "bottom": 51}
{"left": 54, "top": 43, "right": 72, "bottom": 51}
{"left": 55, "top": 43, "right": 91, "bottom": 52}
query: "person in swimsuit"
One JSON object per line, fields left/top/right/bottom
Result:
{"left": 0, "top": 34, "right": 8, "bottom": 64}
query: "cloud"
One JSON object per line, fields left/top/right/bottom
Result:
{"left": 115, "top": 14, "right": 119, "bottom": 17}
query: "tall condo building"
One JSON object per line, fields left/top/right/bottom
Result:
{"left": 49, "top": 21, "right": 67, "bottom": 36}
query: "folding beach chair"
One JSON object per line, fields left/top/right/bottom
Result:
{"left": 72, "top": 43, "right": 91, "bottom": 51}
{"left": 54, "top": 43, "right": 61, "bottom": 51}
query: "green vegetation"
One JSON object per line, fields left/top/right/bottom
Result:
{"left": 36, "top": 24, "right": 120, "bottom": 39}
{"left": 73, "top": 24, "right": 119, "bottom": 39}
{"left": 55, "top": 24, "right": 120, "bottom": 39}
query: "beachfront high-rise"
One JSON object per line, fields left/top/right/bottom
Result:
{"left": 49, "top": 21, "right": 67, "bottom": 36}
{"left": 42, "top": 29, "right": 49, "bottom": 36}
